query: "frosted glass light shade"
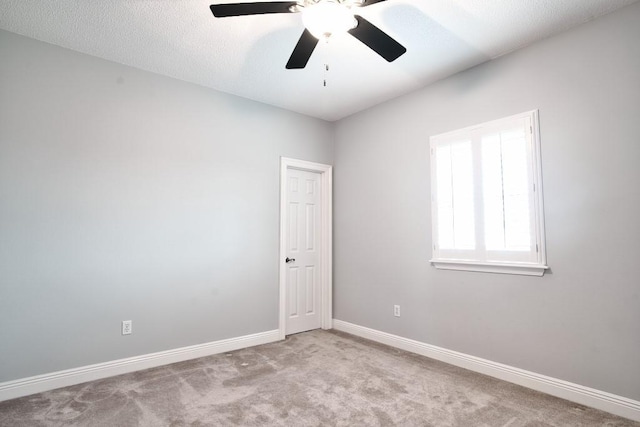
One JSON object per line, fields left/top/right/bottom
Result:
{"left": 302, "top": 1, "right": 357, "bottom": 40}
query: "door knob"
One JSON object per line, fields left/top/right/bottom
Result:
{"left": 286, "top": 257, "right": 295, "bottom": 263}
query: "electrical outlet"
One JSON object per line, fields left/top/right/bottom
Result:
{"left": 122, "top": 320, "right": 132, "bottom": 335}
{"left": 393, "top": 305, "right": 400, "bottom": 317}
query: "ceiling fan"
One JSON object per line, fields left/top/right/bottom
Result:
{"left": 209, "top": 0, "right": 406, "bottom": 69}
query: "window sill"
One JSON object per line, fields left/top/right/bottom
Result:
{"left": 430, "top": 259, "right": 548, "bottom": 276}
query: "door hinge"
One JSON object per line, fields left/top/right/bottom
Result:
{"left": 530, "top": 126, "right": 533, "bottom": 134}
{"left": 536, "top": 244, "right": 539, "bottom": 253}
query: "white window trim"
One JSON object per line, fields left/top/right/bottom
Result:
{"left": 430, "top": 260, "right": 548, "bottom": 276}
{"left": 429, "top": 110, "right": 548, "bottom": 276}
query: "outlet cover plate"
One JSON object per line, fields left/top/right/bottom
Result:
{"left": 122, "top": 320, "right": 132, "bottom": 335}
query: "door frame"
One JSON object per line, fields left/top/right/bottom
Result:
{"left": 279, "top": 157, "right": 333, "bottom": 340}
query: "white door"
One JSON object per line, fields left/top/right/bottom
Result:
{"left": 285, "top": 168, "right": 322, "bottom": 335}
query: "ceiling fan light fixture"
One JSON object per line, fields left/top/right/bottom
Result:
{"left": 301, "top": 0, "right": 357, "bottom": 40}
{"left": 210, "top": 0, "right": 406, "bottom": 69}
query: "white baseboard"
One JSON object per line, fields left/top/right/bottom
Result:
{"left": 332, "top": 319, "right": 640, "bottom": 422}
{"left": 0, "top": 329, "right": 280, "bottom": 403}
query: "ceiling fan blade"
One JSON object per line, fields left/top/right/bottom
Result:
{"left": 361, "top": 0, "right": 388, "bottom": 6}
{"left": 286, "top": 29, "right": 319, "bottom": 69}
{"left": 210, "top": 1, "right": 297, "bottom": 17}
{"left": 348, "top": 15, "right": 406, "bottom": 62}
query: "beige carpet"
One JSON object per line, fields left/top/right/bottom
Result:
{"left": 0, "top": 329, "right": 637, "bottom": 426}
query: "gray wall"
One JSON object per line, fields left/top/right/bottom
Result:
{"left": 0, "top": 30, "right": 333, "bottom": 382}
{"left": 334, "top": 3, "right": 640, "bottom": 401}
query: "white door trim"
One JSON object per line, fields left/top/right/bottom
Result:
{"left": 279, "top": 157, "right": 332, "bottom": 340}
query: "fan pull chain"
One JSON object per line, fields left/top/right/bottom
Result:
{"left": 322, "top": 37, "right": 330, "bottom": 87}
{"left": 323, "top": 63, "right": 329, "bottom": 87}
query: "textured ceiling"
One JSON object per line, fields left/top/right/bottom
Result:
{"left": 0, "top": 0, "right": 637, "bottom": 121}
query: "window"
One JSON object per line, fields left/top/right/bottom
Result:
{"left": 429, "top": 110, "right": 548, "bottom": 276}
